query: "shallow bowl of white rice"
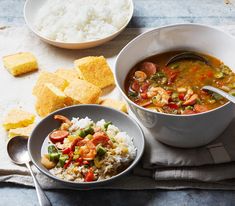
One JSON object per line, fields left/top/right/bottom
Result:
{"left": 24, "top": 0, "right": 133, "bottom": 49}
{"left": 28, "top": 105, "right": 145, "bottom": 188}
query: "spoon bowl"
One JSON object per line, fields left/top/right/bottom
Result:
{"left": 166, "top": 51, "right": 210, "bottom": 66}
{"left": 202, "top": 85, "right": 235, "bottom": 104}
{"left": 7, "top": 136, "right": 30, "bottom": 164}
{"left": 7, "top": 136, "right": 51, "bottom": 206}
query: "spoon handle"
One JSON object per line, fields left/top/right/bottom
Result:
{"left": 203, "top": 86, "right": 235, "bottom": 104}
{"left": 25, "top": 162, "right": 52, "bottom": 206}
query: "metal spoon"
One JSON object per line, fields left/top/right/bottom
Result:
{"left": 202, "top": 85, "right": 235, "bottom": 104}
{"left": 166, "top": 52, "right": 211, "bottom": 67}
{"left": 7, "top": 136, "right": 52, "bottom": 206}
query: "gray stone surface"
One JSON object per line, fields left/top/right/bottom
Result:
{"left": 1, "top": 0, "right": 235, "bottom": 205}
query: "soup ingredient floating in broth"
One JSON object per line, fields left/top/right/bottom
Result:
{"left": 125, "top": 51, "right": 235, "bottom": 115}
{"left": 41, "top": 115, "right": 136, "bottom": 182}
{"left": 34, "top": 0, "right": 132, "bottom": 43}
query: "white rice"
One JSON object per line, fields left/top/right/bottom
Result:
{"left": 69, "top": 117, "right": 93, "bottom": 131}
{"left": 34, "top": 0, "right": 132, "bottom": 43}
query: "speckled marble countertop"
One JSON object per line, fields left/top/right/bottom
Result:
{"left": 1, "top": 0, "right": 235, "bottom": 205}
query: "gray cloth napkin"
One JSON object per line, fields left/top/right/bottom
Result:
{"left": 1, "top": 26, "right": 235, "bottom": 190}
{"left": 143, "top": 119, "right": 235, "bottom": 168}
{"left": 129, "top": 110, "right": 235, "bottom": 182}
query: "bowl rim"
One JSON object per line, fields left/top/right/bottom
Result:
{"left": 23, "top": 0, "right": 134, "bottom": 46}
{"left": 28, "top": 104, "right": 145, "bottom": 186}
{"left": 114, "top": 23, "right": 234, "bottom": 117}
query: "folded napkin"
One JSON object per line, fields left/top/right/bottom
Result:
{"left": 1, "top": 26, "right": 235, "bottom": 190}
{"left": 143, "top": 118, "right": 235, "bottom": 168}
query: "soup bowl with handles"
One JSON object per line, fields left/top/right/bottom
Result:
{"left": 115, "top": 23, "right": 235, "bottom": 148}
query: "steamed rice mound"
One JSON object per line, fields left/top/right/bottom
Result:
{"left": 34, "top": 0, "right": 132, "bottom": 43}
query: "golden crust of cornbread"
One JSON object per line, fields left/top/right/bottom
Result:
{"left": 2, "top": 52, "right": 38, "bottom": 76}
{"left": 55, "top": 68, "right": 80, "bottom": 82}
{"left": 3, "top": 109, "right": 35, "bottom": 130}
{"left": 8, "top": 124, "right": 35, "bottom": 138}
{"left": 64, "top": 79, "right": 101, "bottom": 104}
{"left": 74, "top": 56, "right": 115, "bottom": 89}
{"left": 33, "top": 71, "right": 68, "bottom": 97}
{"left": 35, "top": 83, "right": 71, "bottom": 117}
{"left": 100, "top": 98, "right": 128, "bottom": 113}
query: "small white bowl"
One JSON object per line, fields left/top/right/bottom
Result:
{"left": 24, "top": 0, "right": 134, "bottom": 49}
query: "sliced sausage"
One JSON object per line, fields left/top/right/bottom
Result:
{"left": 140, "top": 62, "right": 157, "bottom": 76}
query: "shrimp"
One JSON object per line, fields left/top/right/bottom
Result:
{"left": 54, "top": 115, "right": 72, "bottom": 131}
{"left": 79, "top": 141, "right": 97, "bottom": 160}
{"left": 147, "top": 87, "right": 170, "bottom": 107}
{"left": 183, "top": 94, "right": 198, "bottom": 106}
{"left": 134, "top": 71, "right": 147, "bottom": 82}
{"left": 184, "top": 88, "right": 194, "bottom": 100}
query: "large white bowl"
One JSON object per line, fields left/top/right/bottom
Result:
{"left": 115, "top": 24, "right": 235, "bottom": 148}
{"left": 24, "top": 0, "right": 133, "bottom": 49}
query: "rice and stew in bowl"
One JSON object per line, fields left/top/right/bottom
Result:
{"left": 28, "top": 105, "right": 145, "bottom": 187}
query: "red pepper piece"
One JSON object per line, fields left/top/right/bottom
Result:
{"left": 131, "top": 80, "right": 140, "bottom": 92}
{"left": 85, "top": 168, "right": 95, "bottom": 182}
{"left": 167, "top": 103, "right": 178, "bottom": 109}
{"left": 178, "top": 93, "right": 185, "bottom": 101}
{"left": 62, "top": 147, "right": 71, "bottom": 154}
{"left": 76, "top": 157, "right": 83, "bottom": 163}
{"left": 140, "top": 92, "right": 148, "bottom": 99}
{"left": 63, "top": 155, "right": 73, "bottom": 169}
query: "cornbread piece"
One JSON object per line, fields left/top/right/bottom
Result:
{"left": 8, "top": 124, "right": 35, "bottom": 138}
{"left": 35, "top": 83, "right": 70, "bottom": 117}
{"left": 33, "top": 71, "right": 68, "bottom": 97}
{"left": 55, "top": 68, "right": 80, "bottom": 82}
{"left": 3, "top": 109, "right": 35, "bottom": 130}
{"left": 100, "top": 98, "right": 128, "bottom": 113}
{"left": 74, "top": 56, "right": 115, "bottom": 89}
{"left": 2, "top": 52, "right": 38, "bottom": 76}
{"left": 64, "top": 79, "right": 101, "bottom": 104}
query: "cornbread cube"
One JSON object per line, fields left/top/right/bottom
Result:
{"left": 55, "top": 68, "right": 80, "bottom": 82}
{"left": 2, "top": 52, "right": 38, "bottom": 76}
{"left": 64, "top": 79, "right": 101, "bottom": 104}
{"left": 3, "top": 109, "right": 35, "bottom": 130}
{"left": 33, "top": 71, "right": 68, "bottom": 97}
{"left": 8, "top": 124, "right": 35, "bottom": 138}
{"left": 74, "top": 56, "right": 115, "bottom": 89}
{"left": 35, "top": 83, "right": 71, "bottom": 117}
{"left": 100, "top": 98, "right": 128, "bottom": 113}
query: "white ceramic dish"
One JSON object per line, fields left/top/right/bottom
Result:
{"left": 24, "top": 0, "right": 133, "bottom": 49}
{"left": 115, "top": 23, "right": 235, "bottom": 148}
